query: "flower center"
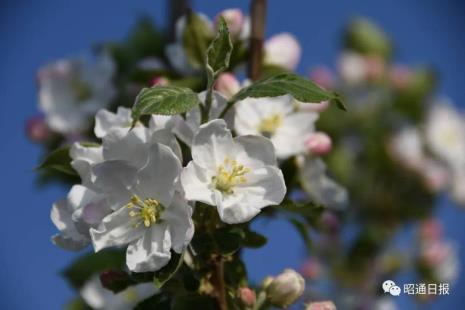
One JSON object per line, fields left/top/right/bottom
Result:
{"left": 125, "top": 195, "right": 164, "bottom": 228}
{"left": 258, "top": 113, "right": 283, "bottom": 136}
{"left": 71, "top": 78, "right": 93, "bottom": 102}
{"left": 212, "top": 157, "right": 250, "bottom": 195}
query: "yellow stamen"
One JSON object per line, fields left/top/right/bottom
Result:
{"left": 212, "top": 157, "right": 250, "bottom": 195}
{"left": 258, "top": 113, "right": 283, "bottom": 136}
{"left": 126, "top": 194, "right": 164, "bottom": 228}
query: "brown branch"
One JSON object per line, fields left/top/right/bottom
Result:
{"left": 248, "top": 0, "right": 267, "bottom": 81}
{"left": 168, "top": 0, "right": 190, "bottom": 42}
{"left": 212, "top": 258, "right": 228, "bottom": 310}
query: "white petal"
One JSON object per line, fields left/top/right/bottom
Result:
{"left": 162, "top": 193, "right": 194, "bottom": 253}
{"left": 102, "top": 126, "right": 149, "bottom": 169}
{"left": 135, "top": 143, "right": 181, "bottom": 207}
{"left": 94, "top": 107, "right": 132, "bottom": 138}
{"left": 234, "top": 135, "right": 277, "bottom": 167}
{"left": 149, "top": 128, "right": 183, "bottom": 162}
{"left": 126, "top": 223, "right": 172, "bottom": 272}
{"left": 180, "top": 161, "right": 215, "bottom": 205}
{"left": 90, "top": 206, "right": 145, "bottom": 252}
{"left": 191, "top": 119, "right": 237, "bottom": 170}
{"left": 91, "top": 160, "right": 138, "bottom": 209}
{"left": 51, "top": 198, "right": 89, "bottom": 251}
{"left": 70, "top": 143, "right": 103, "bottom": 186}
{"left": 215, "top": 191, "right": 259, "bottom": 224}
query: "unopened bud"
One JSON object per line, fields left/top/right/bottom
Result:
{"left": 305, "top": 300, "right": 337, "bottom": 310}
{"left": 216, "top": 9, "right": 244, "bottom": 38}
{"left": 150, "top": 76, "right": 169, "bottom": 86}
{"left": 265, "top": 33, "right": 301, "bottom": 70}
{"left": 300, "top": 259, "right": 321, "bottom": 279}
{"left": 305, "top": 132, "right": 332, "bottom": 155}
{"left": 237, "top": 287, "right": 256, "bottom": 307}
{"left": 364, "top": 55, "right": 385, "bottom": 81}
{"left": 419, "top": 218, "right": 442, "bottom": 242}
{"left": 309, "top": 66, "right": 334, "bottom": 89}
{"left": 389, "top": 65, "right": 412, "bottom": 90}
{"left": 214, "top": 73, "right": 240, "bottom": 99}
{"left": 338, "top": 52, "right": 366, "bottom": 84}
{"left": 266, "top": 269, "right": 305, "bottom": 308}
{"left": 26, "top": 115, "right": 51, "bottom": 142}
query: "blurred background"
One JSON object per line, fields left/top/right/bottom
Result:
{"left": 1, "top": 0, "right": 465, "bottom": 308}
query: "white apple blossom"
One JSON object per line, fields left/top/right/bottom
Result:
{"left": 38, "top": 55, "right": 116, "bottom": 134}
{"left": 425, "top": 100, "right": 465, "bottom": 165}
{"left": 234, "top": 95, "right": 318, "bottom": 159}
{"left": 388, "top": 127, "right": 425, "bottom": 170}
{"left": 297, "top": 156, "right": 348, "bottom": 210}
{"left": 81, "top": 275, "right": 158, "bottom": 310}
{"left": 90, "top": 142, "right": 194, "bottom": 272}
{"left": 338, "top": 51, "right": 367, "bottom": 84}
{"left": 51, "top": 185, "right": 110, "bottom": 251}
{"left": 265, "top": 33, "right": 301, "bottom": 70}
{"left": 181, "top": 119, "right": 286, "bottom": 224}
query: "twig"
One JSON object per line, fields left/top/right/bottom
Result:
{"left": 168, "top": 0, "right": 190, "bottom": 42}
{"left": 248, "top": 0, "right": 267, "bottom": 81}
{"left": 212, "top": 258, "right": 228, "bottom": 310}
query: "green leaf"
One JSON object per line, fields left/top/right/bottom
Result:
{"left": 64, "top": 298, "right": 90, "bottom": 310}
{"left": 290, "top": 219, "right": 313, "bottom": 250}
{"left": 231, "top": 73, "right": 346, "bottom": 110}
{"left": 242, "top": 230, "right": 267, "bottom": 248}
{"left": 213, "top": 227, "right": 244, "bottom": 256}
{"left": 182, "top": 12, "right": 214, "bottom": 68}
{"left": 171, "top": 293, "right": 217, "bottom": 310}
{"left": 206, "top": 16, "right": 233, "bottom": 79}
{"left": 37, "top": 146, "right": 77, "bottom": 176}
{"left": 344, "top": 18, "right": 392, "bottom": 59}
{"left": 131, "top": 86, "right": 202, "bottom": 122}
{"left": 62, "top": 249, "right": 126, "bottom": 289}
{"left": 135, "top": 293, "right": 171, "bottom": 310}
{"left": 153, "top": 251, "right": 184, "bottom": 288}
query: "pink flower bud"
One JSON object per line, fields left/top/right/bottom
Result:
{"left": 338, "top": 52, "right": 366, "bottom": 84}
{"left": 309, "top": 66, "right": 334, "bottom": 89}
{"left": 237, "top": 287, "right": 256, "bottom": 307}
{"left": 150, "top": 76, "right": 169, "bottom": 86}
{"left": 421, "top": 159, "right": 450, "bottom": 192}
{"left": 265, "top": 33, "right": 301, "bottom": 70}
{"left": 300, "top": 259, "right": 321, "bottom": 279}
{"left": 389, "top": 65, "right": 412, "bottom": 90}
{"left": 305, "top": 132, "right": 332, "bottom": 155}
{"left": 421, "top": 241, "right": 450, "bottom": 266}
{"left": 305, "top": 301, "right": 337, "bottom": 310}
{"left": 319, "top": 211, "right": 340, "bottom": 234}
{"left": 364, "top": 55, "right": 385, "bottom": 81}
{"left": 214, "top": 73, "right": 240, "bottom": 98}
{"left": 216, "top": 9, "right": 245, "bottom": 38}
{"left": 419, "top": 218, "right": 442, "bottom": 241}
{"left": 26, "top": 115, "right": 51, "bottom": 142}
{"left": 266, "top": 269, "right": 305, "bottom": 308}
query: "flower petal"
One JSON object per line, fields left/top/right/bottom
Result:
{"left": 91, "top": 160, "right": 138, "bottom": 210}
{"left": 180, "top": 161, "right": 215, "bottom": 205}
{"left": 135, "top": 143, "right": 181, "bottom": 207}
{"left": 191, "top": 119, "right": 237, "bottom": 170}
{"left": 102, "top": 126, "right": 149, "bottom": 169}
{"left": 90, "top": 206, "right": 145, "bottom": 252}
{"left": 126, "top": 223, "right": 172, "bottom": 272}
{"left": 234, "top": 135, "right": 277, "bottom": 167}
{"left": 94, "top": 107, "right": 132, "bottom": 138}
{"left": 162, "top": 193, "right": 194, "bottom": 253}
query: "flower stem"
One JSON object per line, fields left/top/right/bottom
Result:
{"left": 212, "top": 258, "right": 228, "bottom": 310}
{"left": 201, "top": 77, "right": 214, "bottom": 123}
{"left": 248, "top": 0, "right": 267, "bottom": 82}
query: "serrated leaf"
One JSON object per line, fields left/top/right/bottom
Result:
{"left": 131, "top": 86, "right": 202, "bottom": 122}
{"left": 37, "top": 146, "right": 77, "bottom": 176}
{"left": 153, "top": 251, "right": 184, "bottom": 288}
{"left": 62, "top": 249, "right": 126, "bottom": 289}
{"left": 206, "top": 16, "right": 233, "bottom": 79}
{"left": 213, "top": 227, "right": 244, "bottom": 256}
{"left": 182, "top": 12, "right": 214, "bottom": 68}
{"left": 231, "top": 73, "right": 346, "bottom": 110}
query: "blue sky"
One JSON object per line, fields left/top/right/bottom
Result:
{"left": 1, "top": 0, "right": 465, "bottom": 308}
